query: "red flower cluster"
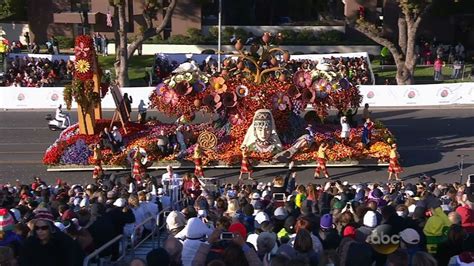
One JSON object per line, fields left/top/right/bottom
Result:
{"left": 74, "top": 35, "right": 95, "bottom": 81}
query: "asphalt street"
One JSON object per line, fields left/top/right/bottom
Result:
{"left": 0, "top": 108, "right": 473, "bottom": 186}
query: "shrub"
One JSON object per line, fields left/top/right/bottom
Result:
{"left": 55, "top": 36, "right": 74, "bottom": 49}
{"left": 296, "top": 29, "right": 315, "bottom": 42}
{"left": 187, "top": 28, "right": 203, "bottom": 43}
{"left": 167, "top": 34, "right": 190, "bottom": 44}
{"left": 318, "top": 30, "right": 344, "bottom": 43}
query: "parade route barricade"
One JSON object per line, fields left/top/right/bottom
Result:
{"left": 82, "top": 234, "right": 126, "bottom": 266}
{"left": 3, "top": 82, "right": 474, "bottom": 110}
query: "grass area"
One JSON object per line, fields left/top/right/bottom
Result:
{"left": 96, "top": 55, "right": 473, "bottom": 86}
{"left": 98, "top": 55, "right": 155, "bottom": 86}
{"left": 371, "top": 59, "right": 473, "bottom": 84}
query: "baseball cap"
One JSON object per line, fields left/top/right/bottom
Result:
{"left": 113, "top": 198, "right": 126, "bottom": 208}
{"left": 255, "top": 211, "right": 270, "bottom": 225}
{"left": 399, "top": 228, "right": 420, "bottom": 245}
{"left": 274, "top": 207, "right": 288, "bottom": 221}
{"left": 252, "top": 192, "right": 261, "bottom": 200}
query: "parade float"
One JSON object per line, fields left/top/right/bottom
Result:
{"left": 44, "top": 35, "right": 395, "bottom": 170}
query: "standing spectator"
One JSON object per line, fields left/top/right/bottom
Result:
{"left": 380, "top": 47, "right": 390, "bottom": 65}
{"left": 423, "top": 196, "right": 452, "bottom": 254}
{"left": 455, "top": 185, "right": 474, "bottom": 234}
{"left": 162, "top": 166, "right": 181, "bottom": 204}
{"left": 451, "top": 58, "right": 463, "bottom": 79}
{"left": 101, "top": 35, "right": 108, "bottom": 56}
{"left": 455, "top": 42, "right": 465, "bottom": 59}
{"left": 23, "top": 32, "right": 30, "bottom": 52}
{"left": 29, "top": 42, "right": 38, "bottom": 54}
{"left": 19, "top": 210, "right": 85, "bottom": 266}
{"left": 433, "top": 56, "right": 444, "bottom": 81}
{"left": 0, "top": 208, "right": 22, "bottom": 256}
{"left": 94, "top": 33, "right": 101, "bottom": 54}
{"left": 51, "top": 36, "right": 59, "bottom": 55}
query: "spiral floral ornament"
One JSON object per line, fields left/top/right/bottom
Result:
{"left": 198, "top": 131, "right": 218, "bottom": 150}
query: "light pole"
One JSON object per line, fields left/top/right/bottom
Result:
{"left": 217, "top": 0, "right": 222, "bottom": 72}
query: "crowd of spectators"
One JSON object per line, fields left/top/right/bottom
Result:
{"left": 1, "top": 161, "right": 473, "bottom": 266}
{"left": 153, "top": 55, "right": 373, "bottom": 86}
{"left": 286, "top": 56, "right": 373, "bottom": 85}
{"left": 0, "top": 56, "right": 74, "bottom": 87}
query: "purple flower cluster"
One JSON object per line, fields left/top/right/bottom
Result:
{"left": 60, "top": 139, "right": 91, "bottom": 165}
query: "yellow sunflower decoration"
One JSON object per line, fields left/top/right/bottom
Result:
{"left": 75, "top": 59, "right": 91, "bottom": 73}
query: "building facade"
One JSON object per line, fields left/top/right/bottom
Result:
{"left": 27, "top": 0, "right": 201, "bottom": 44}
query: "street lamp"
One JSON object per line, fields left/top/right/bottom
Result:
{"left": 217, "top": 0, "right": 222, "bottom": 72}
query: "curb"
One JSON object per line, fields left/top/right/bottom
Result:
{"left": 47, "top": 161, "right": 389, "bottom": 172}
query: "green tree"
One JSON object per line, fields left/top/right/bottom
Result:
{"left": 110, "top": 0, "right": 178, "bottom": 87}
{"left": 349, "top": 0, "right": 432, "bottom": 85}
{"left": 0, "top": 0, "right": 27, "bottom": 21}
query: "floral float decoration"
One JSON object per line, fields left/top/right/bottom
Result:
{"left": 63, "top": 35, "right": 103, "bottom": 135}
{"left": 45, "top": 34, "right": 391, "bottom": 168}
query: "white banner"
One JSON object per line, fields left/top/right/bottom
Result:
{"left": 7, "top": 53, "right": 75, "bottom": 62}
{"left": 2, "top": 82, "right": 474, "bottom": 109}
{"left": 359, "top": 83, "right": 474, "bottom": 106}
{"left": 0, "top": 86, "right": 152, "bottom": 109}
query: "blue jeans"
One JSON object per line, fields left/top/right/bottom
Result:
{"left": 434, "top": 70, "right": 442, "bottom": 81}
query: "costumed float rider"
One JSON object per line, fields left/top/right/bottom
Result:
{"left": 131, "top": 146, "right": 153, "bottom": 183}
{"left": 388, "top": 143, "right": 403, "bottom": 181}
{"left": 92, "top": 144, "right": 103, "bottom": 181}
{"left": 314, "top": 142, "right": 330, "bottom": 179}
{"left": 193, "top": 143, "right": 204, "bottom": 178}
{"left": 175, "top": 113, "right": 194, "bottom": 159}
{"left": 239, "top": 146, "right": 253, "bottom": 181}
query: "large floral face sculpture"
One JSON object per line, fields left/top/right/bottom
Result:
{"left": 241, "top": 109, "right": 282, "bottom": 153}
